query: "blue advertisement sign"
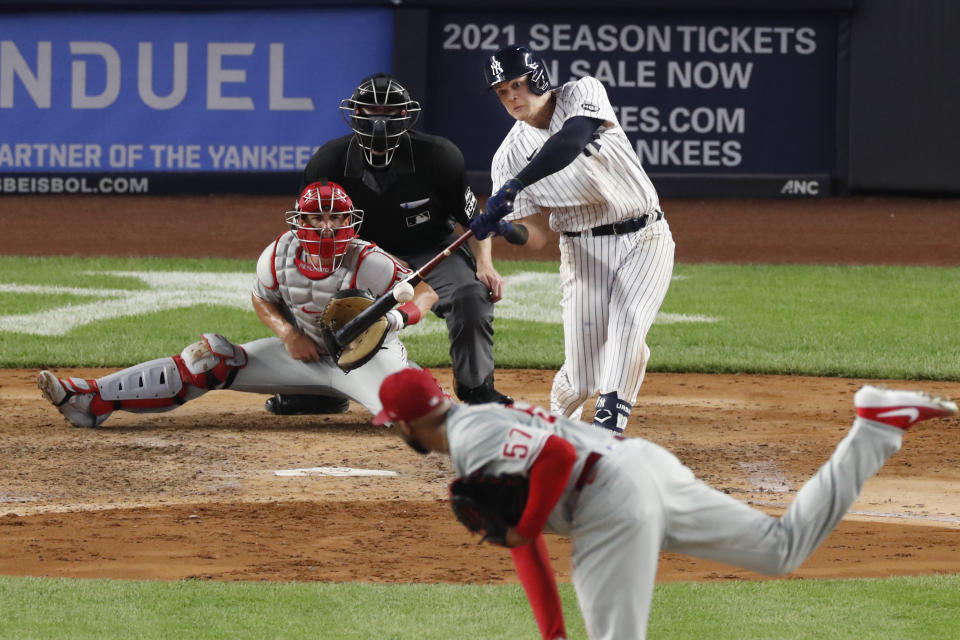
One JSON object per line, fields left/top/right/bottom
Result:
{"left": 0, "top": 9, "right": 391, "bottom": 190}
{"left": 426, "top": 12, "right": 837, "bottom": 177}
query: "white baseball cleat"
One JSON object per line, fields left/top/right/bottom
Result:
{"left": 854, "top": 384, "right": 957, "bottom": 430}
{"left": 37, "top": 370, "right": 106, "bottom": 428}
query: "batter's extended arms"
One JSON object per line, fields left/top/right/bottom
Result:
{"left": 333, "top": 224, "right": 527, "bottom": 347}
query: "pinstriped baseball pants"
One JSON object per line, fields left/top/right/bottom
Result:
{"left": 551, "top": 218, "right": 675, "bottom": 421}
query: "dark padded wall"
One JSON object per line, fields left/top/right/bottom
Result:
{"left": 847, "top": 0, "right": 960, "bottom": 193}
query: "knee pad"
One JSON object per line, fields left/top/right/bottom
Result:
{"left": 178, "top": 333, "right": 248, "bottom": 389}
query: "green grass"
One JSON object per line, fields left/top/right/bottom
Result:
{"left": 1, "top": 256, "right": 958, "bottom": 379}
{"left": 652, "top": 575, "right": 960, "bottom": 639}
{"left": 1, "top": 575, "right": 958, "bottom": 639}
{"left": 658, "top": 263, "right": 960, "bottom": 379}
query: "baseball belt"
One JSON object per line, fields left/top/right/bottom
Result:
{"left": 574, "top": 452, "right": 604, "bottom": 490}
{"left": 562, "top": 210, "right": 664, "bottom": 238}
{"left": 574, "top": 436, "right": 627, "bottom": 490}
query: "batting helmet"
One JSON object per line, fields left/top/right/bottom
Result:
{"left": 286, "top": 181, "right": 364, "bottom": 275}
{"left": 483, "top": 46, "right": 551, "bottom": 95}
{"left": 339, "top": 73, "right": 421, "bottom": 168}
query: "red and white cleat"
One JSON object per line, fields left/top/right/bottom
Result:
{"left": 37, "top": 370, "right": 106, "bottom": 428}
{"left": 854, "top": 384, "right": 957, "bottom": 430}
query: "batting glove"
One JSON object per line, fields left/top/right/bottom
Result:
{"left": 485, "top": 178, "right": 523, "bottom": 221}
{"left": 471, "top": 214, "right": 514, "bottom": 240}
{"left": 470, "top": 178, "right": 523, "bottom": 240}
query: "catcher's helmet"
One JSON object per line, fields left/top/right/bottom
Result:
{"left": 286, "top": 181, "right": 364, "bottom": 275}
{"left": 483, "top": 45, "right": 551, "bottom": 95}
{"left": 339, "top": 73, "right": 421, "bottom": 168}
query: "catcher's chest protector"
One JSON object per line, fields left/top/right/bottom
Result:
{"left": 273, "top": 233, "right": 364, "bottom": 348}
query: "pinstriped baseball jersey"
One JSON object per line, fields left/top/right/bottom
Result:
{"left": 492, "top": 76, "right": 660, "bottom": 232}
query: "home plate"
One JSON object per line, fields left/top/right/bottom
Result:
{"left": 273, "top": 466, "right": 399, "bottom": 477}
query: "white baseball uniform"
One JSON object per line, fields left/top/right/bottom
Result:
{"left": 242, "top": 231, "right": 412, "bottom": 410}
{"left": 445, "top": 401, "right": 905, "bottom": 640}
{"left": 58, "top": 232, "right": 412, "bottom": 426}
{"left": 492, "top": 76, "right": 675, "bottom": 432}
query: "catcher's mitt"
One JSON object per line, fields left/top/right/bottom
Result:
{"left": 319, "top": 288, "right": 389, "bottom": 371}
{"left": 449, "top": 470, "right": 529, "bottom": 546}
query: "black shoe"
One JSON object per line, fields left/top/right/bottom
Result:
{"left": 456, "top": 377, "right": 513, "bottom": 406}
{"left": 264, "top": 393, "right": 350, "bottom": 415}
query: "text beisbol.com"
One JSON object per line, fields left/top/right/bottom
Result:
{"left": 1, "top": 176, "right": 149, "bottom": 194}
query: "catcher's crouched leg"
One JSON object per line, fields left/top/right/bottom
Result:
{"left": 95, "top": 334, "right": 247, "bottom": 419}
{"left": 40, "top": 334, "right": 247, "bottom": 427}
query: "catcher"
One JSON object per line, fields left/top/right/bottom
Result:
{"left": 37, "top": 181, "right": 437, "bottom": 428}
{"left": 374, "top": 367, "right": 957, "bottom": 640}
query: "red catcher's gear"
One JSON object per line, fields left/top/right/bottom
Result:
{"left": 286, "top": 181, "right": 364, "bottom": 274}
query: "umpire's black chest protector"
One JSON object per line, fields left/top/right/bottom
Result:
{"left": 303, "top": 131, "right": 472, "bottom": 257}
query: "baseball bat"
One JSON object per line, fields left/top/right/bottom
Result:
{"left": 501, "top": 221, "right": 529, "bottom": 245}
{"left": 333, "top": 223, "right": 528, "bottom": 347}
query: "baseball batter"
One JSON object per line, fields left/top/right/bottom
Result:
{"left": 375, "top": 367, "right": 958, "bottom": 640}
{"left": 37, "top": 182, "right": 437, "bottom": 428}
{"left": 470, "top": 45, "right": 675, "bottom": 434}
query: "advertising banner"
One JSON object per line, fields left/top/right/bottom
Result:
{"left": 0, "top": 9, "right": 392, "bottom": 194}
{"left": 426, "top": 12, "right": 837, "bottom": 196}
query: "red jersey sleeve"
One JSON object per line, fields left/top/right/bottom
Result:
{"left": 511, "top": 535, "right": 567, "bottom": 640}
{"left": 515, "top": 434, "right": 577, "bottom": 540}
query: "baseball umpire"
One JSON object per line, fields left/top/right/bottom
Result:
{"left": 37, "top": 181, "right": 437, "bottom": 427}
{"left": 274, "top": 72, "right": 512, "bottom": 415}
{"left": 470, "top": 46, "right": 675, "bottom": 434}
{"left": 375, "top": 366, "right": 957, "bottom": 640}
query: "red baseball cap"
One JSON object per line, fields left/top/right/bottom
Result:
{"left": 372, "top": 367, "right": 447, "bottom": 425}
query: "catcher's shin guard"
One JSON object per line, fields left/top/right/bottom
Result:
{"left": 96, "top": 334, "right": 247, "bottom": 414}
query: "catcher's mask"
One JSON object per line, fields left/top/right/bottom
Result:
{"left": 373, "top": 367, "right": 446, "bottom": 426}
{"left": 339, "top": 73, "right": 421, "bottom": 168}
{"left": 286, "top": 181, "right": 363, "bottom": 275}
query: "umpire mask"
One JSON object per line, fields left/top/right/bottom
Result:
{"left": 339, "top": 73, "right": 421, "bottom": 168}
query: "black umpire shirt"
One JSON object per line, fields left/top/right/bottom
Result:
{"left": 302, "top": 131, "right": 476, "bottom": 257}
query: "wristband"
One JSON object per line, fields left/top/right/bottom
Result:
{"left": 397, "top": 301, "right": 421, "bottom": 326}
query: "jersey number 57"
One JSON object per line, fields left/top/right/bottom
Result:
{"left": 502, "top": 427, "right": 533, "bottom": 459}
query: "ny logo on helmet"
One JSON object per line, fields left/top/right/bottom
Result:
{"left": 490, "top": 59, "right": 503, "bottom": 75}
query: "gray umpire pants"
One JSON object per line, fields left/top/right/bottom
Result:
{"left": 402, "top": 241, "right": 495, "bottom": 391}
